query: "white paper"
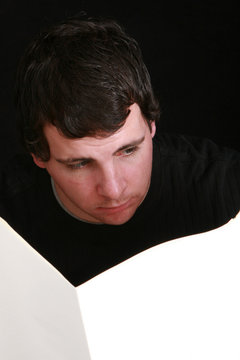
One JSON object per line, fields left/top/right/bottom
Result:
{"left": 78, "top": 213, "right": 240, "bottom": 360}
{"left": 0, "top": 218, "right": 91, "bottom": 360}
{"left": 1, "top": 213, "right": 240, "bottom": 360}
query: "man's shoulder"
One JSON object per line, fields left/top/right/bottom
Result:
{"left": 154, "top": 132, "right": 240, "bottom": 164}
{"left": 153, "top": 132, "right": 240, "bottom": 195}
{"left": 0, "top": 153, "right": 39, "bottom": 200}
{"left": 152, "top": 132, "right": 240, "bottom": 232}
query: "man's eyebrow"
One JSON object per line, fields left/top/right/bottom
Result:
{"left": 56, "top": 157, "right": 91, "bottom": 164}
{"left": 56, "top": 136, "right": 145, "bottom": 164}
{"left": 113, "top": 135, "right": 145, "bottom": 154}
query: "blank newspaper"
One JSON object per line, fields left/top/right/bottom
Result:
{"left": 0, "top": 218, "right": 91, "bottom": 360}
{"left": 1, "top": 212, "right": 240, "bottom": 359}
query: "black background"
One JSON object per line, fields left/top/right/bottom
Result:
{"left": 0, "top": 0, "right": 239, "bottom": 166}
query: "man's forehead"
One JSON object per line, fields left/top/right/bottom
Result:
{"left": 55, "top": 135, "right": 146, "bottom": 164}
{"left": 45, "top": 104, "right": 146, "bottom": 147}
{"left": 43, "top": 103, "right": 151, "bottom": 161}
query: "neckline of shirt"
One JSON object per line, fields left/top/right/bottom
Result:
{"left": 50, "top": 177, "right": 104, "bottom": 225}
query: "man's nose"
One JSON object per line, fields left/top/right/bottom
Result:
{"left": 96, "top": 164, "right": 127, "bottom": 200}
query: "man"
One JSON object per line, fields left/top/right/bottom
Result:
{"left": 1, "top": 15, "right": 240, "bottom": 286}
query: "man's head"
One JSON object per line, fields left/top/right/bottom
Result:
{"left": 15, "top": 15, "right": 160, "bottom": 224}
{"left": 33, "top": 103, "right": 156, "bottom": 225}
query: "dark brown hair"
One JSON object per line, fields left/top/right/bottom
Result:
{"left": 15, "top": 15, "right": 160, "bottom": 161}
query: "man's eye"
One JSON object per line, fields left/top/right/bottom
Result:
{"left": 67, "top": 160, "right": 89, "bottom": 170}
{"left": 122, "top": 146, "right": 138, "bottom": 156}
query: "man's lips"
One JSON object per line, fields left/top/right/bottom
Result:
{"left": 96, "top": 199, "right": 133, "bottom": 214}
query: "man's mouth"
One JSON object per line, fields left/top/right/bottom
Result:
{"left": 96, "top": 199, "right": 133, "bottom": 214}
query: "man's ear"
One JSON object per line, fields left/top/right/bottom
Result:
{"left": 31, "top": 154, "right": 47, "bottom": 169}
{"left": 151, "top": 121, "right": 156, "bottom": 138}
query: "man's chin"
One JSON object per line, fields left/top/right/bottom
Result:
{"left": 100, "top": 215, "right": 133, "bottom": 226}
{"left": 94, "top": 199, "right": 139, "bottom": 225}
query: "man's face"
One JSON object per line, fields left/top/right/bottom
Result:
{"left": 33, "top": 103, "right": 156, "bottom": 225}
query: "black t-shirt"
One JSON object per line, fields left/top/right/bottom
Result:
{"left": 1, "top": 133, "right": 240, "bottom": 286}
